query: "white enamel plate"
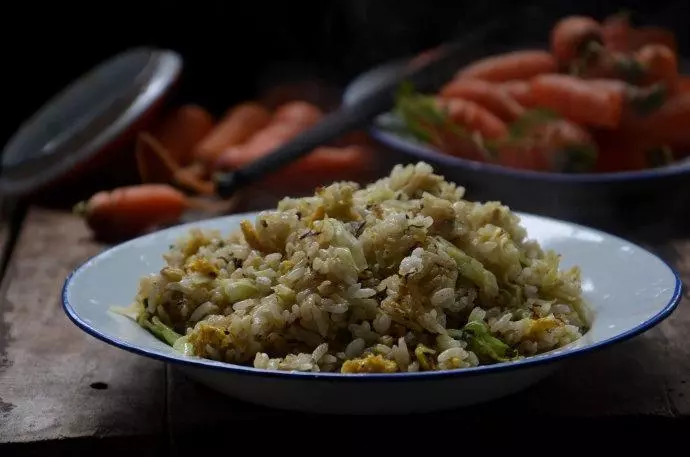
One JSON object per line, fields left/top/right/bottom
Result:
{"left": 62, "top": 211, "right": 682, "bottom": 414}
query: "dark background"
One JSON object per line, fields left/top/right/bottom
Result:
{"left": 3, "top": 0, "right": 688, "bottom": 152}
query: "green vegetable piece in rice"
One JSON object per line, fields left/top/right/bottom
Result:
{"left": 436, "top": 237, "right": 498, "bottom": 296}
{"left": 446, "top": 329, "right": 464, "bottom": 339}
{"left": 463, "top": 321, "right": 515, "bottom": 363}
{"left": 173, "top": 336, "right": 194, "bottom": 356}
{"left": 315, "top": 218, "right": 368, "bottom": 271}
{"left": 142, "top": 316, "right": 183, "bottom": 346}
{"left": 113, "top": 302, "right": 190, "bottom": 353}
{"left": 414, "top": 343, "right": 437, "bottom": 371}
{"left": 499, "top": 284, "right": 524, "bottom": 308}
{"left": 222, "top": 278, "right": 259, "bottom": 303}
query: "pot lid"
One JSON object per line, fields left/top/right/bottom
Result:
{"left": 0, "top": 47, "right": 182, "bottom": 196}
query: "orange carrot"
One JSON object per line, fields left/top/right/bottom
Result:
{"left": 394, "top": 92, "right": 493, "bottom": 161}
{"left": 273, "top": 101, "right": 324, "bottom": 127}
{"left": 75, "top": 184, "right": 190, "bottom": 241}
{"left": 572, "top": 47, "right": 676, "bottom": 89}
{"left": 494, "top": 142, "right": 549, "bottom": 171}
{"left": 436, "top": 97, "right": 508, "bottom": 140}
{"left": 552, "top": 16, "right": 648, "bottom": 82}
{"left": 434, "top": 133, "right": 488, "bottom": 162}
{"left": 588, "top": 78, "right": 668, "bottom": 122}
{"left": 453, "top": 50, "right": 557, "bottom": 82}
{"left": 213, "top": 122, "right": 309, "bottom": 170}
{"left": 530, "top": 74, "right": 625, "bottom": 128}
{"left": 550, "top": 16, "right": 603, "bottom": 66}
{"left": 623, "top": 93, "right": 690, "bottom": 147}
{"left": 497, "top": 80, "right": 538, "bottom": 108}
{"left": 572, "top": 52, "right": 641, "bottom": 82}
{"left": 213, "top": 102, "right": 323, "bottom": 170}
{"left": 583, "top": 78, "right": 630, "bottom": 97}
{"left": 497, "top": 119, "right": 597, "bottom": 172}
{"left": 636, "top": 44, "right": 678, "bottom": 89}
{"left": 439, "top": 79, "right": 525, "bottom": 122}
{"left": 194, "top": 102, "right": 272, "bottom": 165}
{"left": 149, "top": 105, "right": 215, "bottom": 166}
{"left": 260, "top": 146, "right": 372, "bottom": 191}
{"left": 287, "top": 146, "right": 369, "bottom": 174}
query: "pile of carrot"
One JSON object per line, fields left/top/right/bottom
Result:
{"left": 77, "top": 99, "right": 372, "bottom": 241}
{"left": 394, "top": 12, "right": 690, "bottom": 173}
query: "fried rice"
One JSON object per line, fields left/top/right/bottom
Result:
{"left": 125, "top": 162, "right": 589, "bottom": 373}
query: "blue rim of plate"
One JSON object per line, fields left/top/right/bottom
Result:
{"left": 370, "top": 126, "right": 690, "bottom": 183}
{"left": 62, "top": 212, "right": 684, "bottom": 382}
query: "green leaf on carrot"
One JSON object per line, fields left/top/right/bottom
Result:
{"left": 508, "top": 108, "right": 561, "bottom": 138}
{"left": 569, "top": 41, "right": 605, "bottom": 77}
{"left": 392, "top": 81, "right": 467, "bottom": 142}
{"left": 581, "top": 40, "right": 606, "bottom": 64}
{"left": 553, "top": 144, "right": 599, "bottom": 173}
{"left": 376, "top": 114, "right": 429, "bottom": 142}
{"left": 628, "top": 82, "right": 668, "bottom": 116}
{"left": 613, "top": 55, "right": 646, "bottom": 85}
{"left": 395, "top": 82, "right": 446, "bottom": 126}
{"left": 646, "top": 145, "right": 674, "bottom": 168}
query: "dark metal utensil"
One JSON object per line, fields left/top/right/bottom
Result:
{"left": 214, "top": 18, "right": 508, "bottom": 198}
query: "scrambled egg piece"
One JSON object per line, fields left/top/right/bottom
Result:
{"left": 181, "top": 230, "right": 214, "bottom": 257}
{"left": 307, "top": 205, "right": 326, "bottom": 225}
{"left": 526, "top": 315, "right": 562, "bottom": 338}
{"left": 445, "top": 357, "right": 463, "bottom": 369}
{"left": 160, "top": 267, "right": 184, "bottom": 281}
{"left": 185, "top": 258, "right": 219, "bottom": 277}
{"left": 240, "top": 220, "right": 265, "bottom": 251}
{"left": 278, "top": 260, "right": 294, "bottom": 275}
{"left": 188, "top": 323, "right": 231, "bottom": 354}
{"left": 341, "top": 354, "right": 398, "bottom": 373}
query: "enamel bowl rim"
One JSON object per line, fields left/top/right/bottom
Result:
{"left": 62, "top": 211, "right": 683, "bottom": 382}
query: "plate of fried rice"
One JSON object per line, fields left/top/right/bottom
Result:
{"left": 62, "top": 162, "right": 682, "bottom": 414}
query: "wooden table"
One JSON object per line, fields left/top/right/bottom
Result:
{"left": 1, "top": 206, "right": 689, "bottom": 454}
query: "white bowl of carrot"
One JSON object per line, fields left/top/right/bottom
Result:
{"left": 345, "top": 13, "right": 690, "bottom": 236}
